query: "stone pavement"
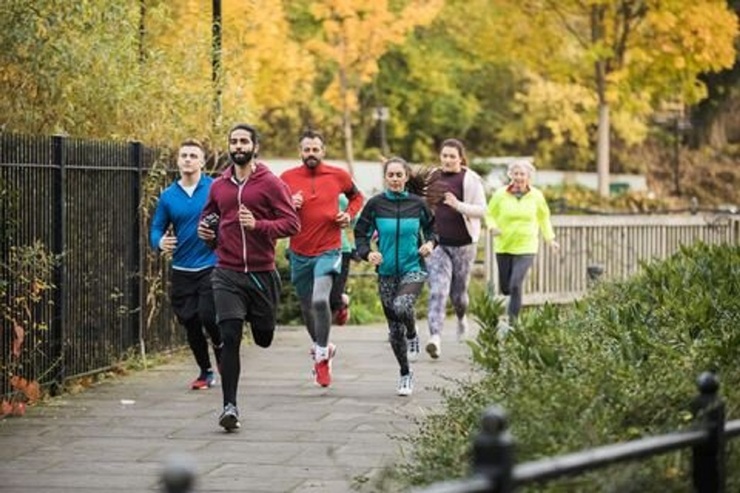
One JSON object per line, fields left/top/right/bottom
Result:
{"left": 0, "top": 322, "right": 479, "bottom": 493}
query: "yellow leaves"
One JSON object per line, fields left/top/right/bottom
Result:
{"left": 308, "top": 0, "right": 443, "bottom": 111}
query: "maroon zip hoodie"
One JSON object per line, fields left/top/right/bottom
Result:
{"left": 201, "top": 162, "right": 300, "bottom": 272}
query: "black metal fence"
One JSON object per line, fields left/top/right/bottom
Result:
{"left": 1, "top": 132, "right": 181, "bottom": 397}
{"left": 416, "top": 372, "right": 740, "bottom": 493}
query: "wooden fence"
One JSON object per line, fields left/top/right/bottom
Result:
{"left": 483, "top": 214, "right": 740, "bottom": 305}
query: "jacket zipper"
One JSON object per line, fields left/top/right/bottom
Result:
{"left": 395, "top": 199, "right": 401, "bottom": 276}
{"left": 237, "top": 181, "right": 248, "bottom": 272}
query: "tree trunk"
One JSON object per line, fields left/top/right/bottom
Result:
{"left": 338, "top": 49, "right": 355, "bottom": 176}
{"left": 596, "top": 102, "right": 610, "bottom": 197}
{"left": 592, "top": 5, "right": 610, "bottom": 198}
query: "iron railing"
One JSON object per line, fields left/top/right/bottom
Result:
{"left": 416, "top": 372, "right": 740, "bottom": 493}
{"left": 1, "top": 133, "right": 180, "bottom": 396}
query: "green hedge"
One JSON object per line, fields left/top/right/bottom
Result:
{"left": 398, "top": 242, "right": 740, "bottom": 492}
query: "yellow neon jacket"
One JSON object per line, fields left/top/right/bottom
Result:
{"left": 485, "top": 186, "right": 555, "bottom": 254}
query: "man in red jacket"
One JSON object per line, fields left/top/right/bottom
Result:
{"left": 198, "top": 123, "right": 300, "bottom": 431}
{"left": 280, "top": 130, "right": 364, "bottom": 388}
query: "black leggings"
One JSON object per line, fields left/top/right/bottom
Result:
{"left": 329, "top": 252, "right": 352, "bottom": 312}
{"left": 496, "top": 253, "right": 535, "bottom": 320}
{"left": 183, "top": 317, "right": 221, "bottom": 372}
{"left": 219, "top": 319, "right": 274, "bottom": 407}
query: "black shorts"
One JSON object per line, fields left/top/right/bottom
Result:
{"left": 169, "top": 267, "right": 216, "bottom": 325}
{"left": 211, "top": 268, "right": 281, "bottom": 331}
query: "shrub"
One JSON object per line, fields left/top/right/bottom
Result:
{"left": 1, "top": 242, "right": 59, "bottom": 417}
{"left": 398, "top": 242, "right": 740, "bottom": 492}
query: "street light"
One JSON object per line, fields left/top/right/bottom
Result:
{"left": 212, "top": 0, "right": 222, "bottom": 130}
{"left": 372, "top": 106, "right": 390, "bottom": 156}
{"left": 653, "top": 101, "right": 691, "bottom": 196}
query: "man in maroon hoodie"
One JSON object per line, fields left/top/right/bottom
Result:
{"left": 198, "top": 123, "right": 300, "bottom": 432}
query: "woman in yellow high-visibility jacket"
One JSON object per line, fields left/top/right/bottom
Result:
{"left": 485, "top": 160, "right": 559, "bottom": 328}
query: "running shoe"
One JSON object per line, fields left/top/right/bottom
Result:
{"left": 397, "top": 371, "right": 414, "bottom": 397}
{"left": 191, "top": 370, "right": 216, "bottom": 390}
{"left": 313, "top": 343, "right": 337, "bottom": 387}
{"left": 425, "top": 334, "right": 441, "bottom": 360}
{"left": 218, "top": 403, "right": 240, "bottom": 431}
{"left": 407, "top": 335, "right": 420, "bottom": 362}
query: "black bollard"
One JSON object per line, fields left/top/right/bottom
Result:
{"left": 161, "top": 453, "right": 197, "bottom": 493}
{"left": 692, "top": 371, "right": 725, "bottom": 493}
{"left": 473, "top": 405, "right": 515, "bottom": 493}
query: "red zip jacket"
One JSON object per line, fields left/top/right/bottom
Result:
{"left": 280, "top": 162, "right": 364, "bottom": 257}
{"left": 201, "top": 163, "right": 300, "bottom": 272}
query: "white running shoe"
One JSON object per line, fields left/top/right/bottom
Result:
{"left": 397, "top": 371, "right": 414, "bottom": 397}
{"left": 407, "top": 335, "right": 420, "bottom": 362}
{"left": 425, "top": 334, "right": 441, "bottom": 359}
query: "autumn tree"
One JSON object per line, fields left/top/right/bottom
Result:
{"left": 303, "top": 0, "right": 443, "bottom": 172}
{"left": 0, "top": 1, "right": 313, "bottom": 151}
{"left": 483, "top": 0, "right": 738, "bottom": 195}
{"left": 142, "top": 0, "right": 314, "bottom": 149}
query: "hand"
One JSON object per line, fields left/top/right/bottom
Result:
{"left": 368, "top": 251, "right": 383, "bottom": 266}
{"left": 239, "top": 205, "right": 256, "bottom": 230}
{"left": 443, "top": 192, "right": 460, "bottom": 210}
{"left": 292, "top": 191, "right": 304, "bottom": 209}
{"left": 197, "top": 222, "right": 215, "bottom": 241}
{"left": 159, "top": 233, "right": 177, "bottom": 253}
{"left": 335, "top": 211, "right": 350, "bottom": 228}
{"left": 548, "top": 240, "right": 560, "bottom": 254}
{"left": 418, "top": 241, "right": 434, "bottom": 258}
{"left": 489, "top": 227, "right": 502, "bottom": 237}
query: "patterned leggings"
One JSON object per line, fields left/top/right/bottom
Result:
{"left": 378, "top": 271, "right": 426, "bottom": 376}
{"left": 426, "top": 244, "right": 477, "bottom": 336}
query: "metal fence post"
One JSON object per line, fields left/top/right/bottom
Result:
{"left": 51, "top": 135, "right": 66, "bottom": 395}
{"left": 473, "top": 405, "right": 515, "bottom": 493}
{"left": 129, "top": 141, "right": 143, "bottom": 350}
{"left": 692, "top": 371, "right": 725, "bottom": 493}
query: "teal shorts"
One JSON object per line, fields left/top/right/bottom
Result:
{"left": 289, "top": 249, "right": 342, "bottom": 299}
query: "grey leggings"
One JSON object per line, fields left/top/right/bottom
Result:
{"left": 427, "top": 244, "right": 477, "bottom": 336}
{"left": 298, "top": 275, "right": 333, "bottom": 347}
{"left": 496, "top": 253, "right": 535, "bottom": 319}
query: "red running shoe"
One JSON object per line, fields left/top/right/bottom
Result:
{"left": 333, "top": 294, "right": 350, "bottom": 325}
{"left": 312, "top": 343, "right": 337, "bottom": 387}
{"left": 314, "top": 359, "right": 331, "bottom": 387}
{"left": 190, "top": 370, "right": 216, "bottom": 390}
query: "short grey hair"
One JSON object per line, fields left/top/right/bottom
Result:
{"left": 507, "top": 159, "right": 536, "bottom": 177}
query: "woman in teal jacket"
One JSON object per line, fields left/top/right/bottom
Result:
{"left": 354, "top": 157, "right": 436, "bottom": 396}
{"left": 486, "top": 160, "right": 559, "bottom": 327}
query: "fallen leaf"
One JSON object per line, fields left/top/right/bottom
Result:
{"left": 0, "top": 400, "right": 12, "bottom": 417}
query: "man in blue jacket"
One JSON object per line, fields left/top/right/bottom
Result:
{"left": 150, "top": 139, "right": 222, "bottom": 390}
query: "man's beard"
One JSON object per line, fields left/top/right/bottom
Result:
{"left": 230, "top": 150, "right": 254, "bottom": 166}
{"left": 302, "top": 156, "right": 320, "bottom": 168}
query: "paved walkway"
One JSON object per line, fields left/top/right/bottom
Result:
{"left": 0, "top": 322, "right": 479, "bottom": 492}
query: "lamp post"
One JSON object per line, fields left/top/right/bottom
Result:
{"left": 212, "top": 0, "right": 222, "bottom": 131}
{"left": 373, "top": 106, "right": 390, "bottom": 157}
{"left": 672, "top": 115, "right": 692, "bottom": 196}
{"left": 654, "top": 101, "right": 691, "bottom": 196}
